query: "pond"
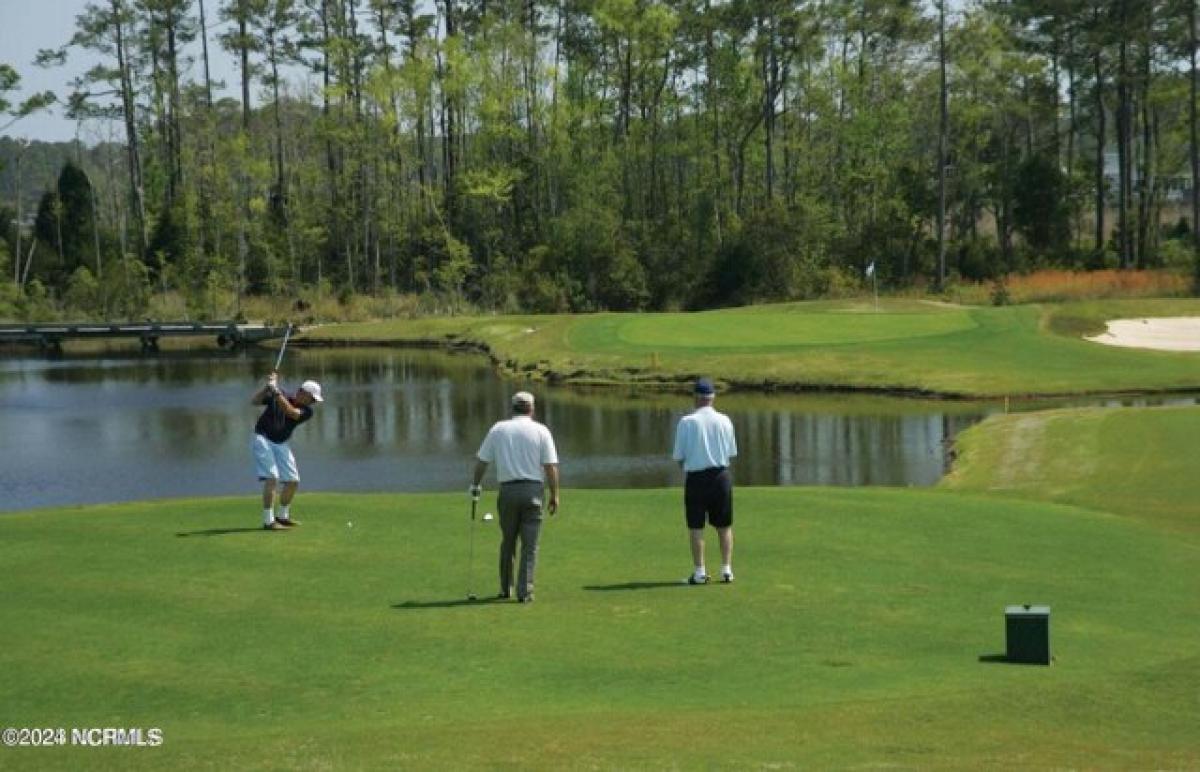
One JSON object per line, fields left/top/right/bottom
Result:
{"left": 1, "top": 346, "right": 1192, "bottom": 512}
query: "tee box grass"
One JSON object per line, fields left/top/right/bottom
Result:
{"left": 1, "top": 407, "right": 1198, "bottom": 767}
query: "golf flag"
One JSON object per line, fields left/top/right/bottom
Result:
{"left": 865, "top": 261, "right": 876, "bottom": 278}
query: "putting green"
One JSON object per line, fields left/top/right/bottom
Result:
{"left": 604, "top": 307, "right": 977, "bottom": 349}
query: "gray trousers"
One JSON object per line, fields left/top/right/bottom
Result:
{"left": 498, "top": 481, "right": 544, "bottom": 598}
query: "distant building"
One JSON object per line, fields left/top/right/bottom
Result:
{"left": 1103, "top": 151, "right": 1193, "bottom": 202}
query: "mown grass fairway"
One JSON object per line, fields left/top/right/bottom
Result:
{"left": 303, "top": 298, "right": 1200, "bottom": 396}
{"left": 942, "top": 403, "right": 1200, "bottom": 537}
{"left": 3, "top": 402, "right": 1199, "bottom": 769}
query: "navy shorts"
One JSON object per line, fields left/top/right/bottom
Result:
{"left": 684, "top": 467, "right": 733, "bottom": 529}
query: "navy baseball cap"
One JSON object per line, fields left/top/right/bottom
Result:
{"left": 693, "top": 378, "right": 716, "bottom": 396}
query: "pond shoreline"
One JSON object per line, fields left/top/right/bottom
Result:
{"left": 290, "top": 334, "right": 1200, "bottom": 402}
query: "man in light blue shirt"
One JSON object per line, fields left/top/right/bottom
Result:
{"left": 672, "top": 377, "right": 737, "bottom": 584}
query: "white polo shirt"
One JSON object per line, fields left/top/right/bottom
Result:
{"left": 672, "top": 405, "right": 737, "bottom": 472}
{"left": 477, "top": 415, "right": 559, "bottom": 483}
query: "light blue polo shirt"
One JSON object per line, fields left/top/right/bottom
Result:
{"left": 672, "top": 406, "right": 737, "bottom": 472}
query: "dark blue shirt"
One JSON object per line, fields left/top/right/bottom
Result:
{"left": 254, "top": 393, "right": 314, "bottom": 444}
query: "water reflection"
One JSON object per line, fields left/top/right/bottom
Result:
{"left": 1, "top": 347, "right": 1196, "bottom": 512}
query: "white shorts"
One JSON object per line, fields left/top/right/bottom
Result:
{"left": 252, "top": 434, "right": 299, "bottom": 482}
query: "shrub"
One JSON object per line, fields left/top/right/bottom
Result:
{"left": 990, "top": 278, "right": 1011, "bottom": 306}
{"left": 952, "top": 269, "right": 1189, "bottom": 305}
{"left": 63, "top": 266, "right": 102, "bottom": 317}
{"left": 1157, "top": 239, "right": 1193, "bottom": 271}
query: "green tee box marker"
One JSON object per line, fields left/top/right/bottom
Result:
{"left": 1005, "top": 605, "right": 1051, "bottom": 665}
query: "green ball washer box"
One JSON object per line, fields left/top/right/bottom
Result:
{"left": 1005, "top": 605, "right": 1051, "bottom": 665}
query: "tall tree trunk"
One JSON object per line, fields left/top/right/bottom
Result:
{"left": 396, "top": 0, "right": 428, "bottom": 210}
{"left": 704, "top": 0, "right": 722, "bottom": 244}
{"left": 239, "top": 1, "right": 251, "bottom": 131}
{"left": 1022, "top": 75, "right": 1034, "bottom": 157}
{"left": 1136, "top": 29, "right": 1153, "bottom": 269}
{"left": 648, "top": 52, "right": 670, "bottom": 218}
{"left": 997, "top": 128, "right": 1013, "bottom": 267}
{"left": 149, "top": 44, "right": 171, "bottom": 204}
{"left": 112, "top": 0, "right": 147, "bottom": 256}
{"left": 1116, "top": 36, "right": 1131, "bottom": 268}
{"left": 937, "top": 0, "right": 948, "bottom": 292}
{"left": 346, "top": 0, "right": 370, "bottom": 289}
{"left": 197, "top": 0, "right": 216, "bottom": 269}
{"left": 374, "top": 3, "right": 405, "bottom": 188}
{"left": 1067, "top": 25, "right": 1078, "bottom": 246}
{"left": 1190, "top": 0, "right": 1200, "bottom": 278}
{"left": 549, "top": 0, "right": 564, "bottom": 216}
{"left": 761, "top": 13, "right": 776, "bottom": 200}
{"left": 54, "top": 195, "right": 65, "bottom": 268}
{"left": 442, "top": 0, "right": 458, "bottom": 222}
{"left": 1051, "top": 36, "right": 1061, "bottom": 162}
{"left": 1093, "top": 47, "right": 1106, "bottom": 255}
{"left": 198, "top": 0, "right": 214, "bottom": 107}
{"left": 14, "top": 143, "right": 22, "bottom": 285}
{"left": 270, "top": 34, "right": 285, "bottom": 200}
{"left": 320, "top": 0, "right": 342, "bottom": 286}
{"left": 166, "top": 9, "right": 183, "bottom": 202}
{"left": 374, "top": 2, "right": 406, "bottom": 290}
{"left": 88, "top": 168, "right": 102, "bottom": 282}
{"left": 525, "top": 0, "right": 542, "bottom": 231}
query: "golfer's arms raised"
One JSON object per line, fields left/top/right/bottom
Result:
{"left": 251, "top": 371, "right": 281, "bottom": 407}
{"left": 544, "top": 463, "right": 560, "bottom": 515}
{"left": 272, "top": 391, "right": 304, "bottom": 420}
{"left": 251, "top": 381, "right": 304, "bottom": 420}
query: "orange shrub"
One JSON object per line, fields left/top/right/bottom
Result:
{"left": 951, "top": 269, "right": 1191, "bottom": 305}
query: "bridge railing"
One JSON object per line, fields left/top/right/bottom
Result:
{"left": 0, "top": 322, "right": 290, "bottom": 351}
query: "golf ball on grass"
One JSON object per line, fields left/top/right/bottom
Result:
{"left": 483, "top": 512, "right": 493, "bottom": 521}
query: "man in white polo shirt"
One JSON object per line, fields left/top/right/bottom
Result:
{"left": 471, "top": 391, "right": 560, "bottom": 603}
{"left": 672, "top": 377, "right": 737, "bottom": 584}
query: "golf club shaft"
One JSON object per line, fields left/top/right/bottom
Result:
{"left": 466, "top": 497, "right": 478, "bottom": 598}
{"left": 273, "top": 324, "right": 293, "bottom": 372}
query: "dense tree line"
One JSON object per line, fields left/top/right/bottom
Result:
{"left": 2, "top": 0, "right": 1199, "bottom": 320}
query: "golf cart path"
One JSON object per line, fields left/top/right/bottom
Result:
{"left": 1085, "top": 317, "right": 1200, "bottom": 352}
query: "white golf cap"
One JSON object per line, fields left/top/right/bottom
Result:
{"left": 300, "top": 380, "right": 324, "bottom": 402}
{"left": 512, "top": 391, "right": 534, "bottom": 408}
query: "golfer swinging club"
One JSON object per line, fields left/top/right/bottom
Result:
{"left": 672, "top": 377, "right": 737, "bottom": 584}
{"left": 471, "top": 391, "right": 560, "bottom": 603}
{"left": 251, "top": 371, "right": 323, "bottom": 530}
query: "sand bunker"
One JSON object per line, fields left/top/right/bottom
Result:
{"left": 1085, "top": 317, "right": 1200, "bottom": 352}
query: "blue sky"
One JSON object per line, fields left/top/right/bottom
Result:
{"left": 0, "top": 0, "right": 311, "bottom": 143}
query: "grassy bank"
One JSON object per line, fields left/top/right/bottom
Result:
{"left": 942, "top": 403, "right": 1200, "bottom": 539}
{"left": 2, "top": 408, "right": 1198, "bottom": 768}
{"left": 301, "top": 298, "right": 1200, "bottom": 397}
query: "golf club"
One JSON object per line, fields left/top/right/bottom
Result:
{"left": 466, "top": 496, "right": 478, "bottom": 601}
{"left": 273, "top": 323, "right": 293, "bottom": 372}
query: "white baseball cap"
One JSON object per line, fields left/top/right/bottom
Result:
{"left": 300, "top": 380, "right": 324, "bottom": 402}
{"left": 512, "top": 391, "right": 534, "bottom": 408}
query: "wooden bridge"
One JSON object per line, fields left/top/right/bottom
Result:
{"left": 0, "top": 322, "right": 291, "bottom": 352}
